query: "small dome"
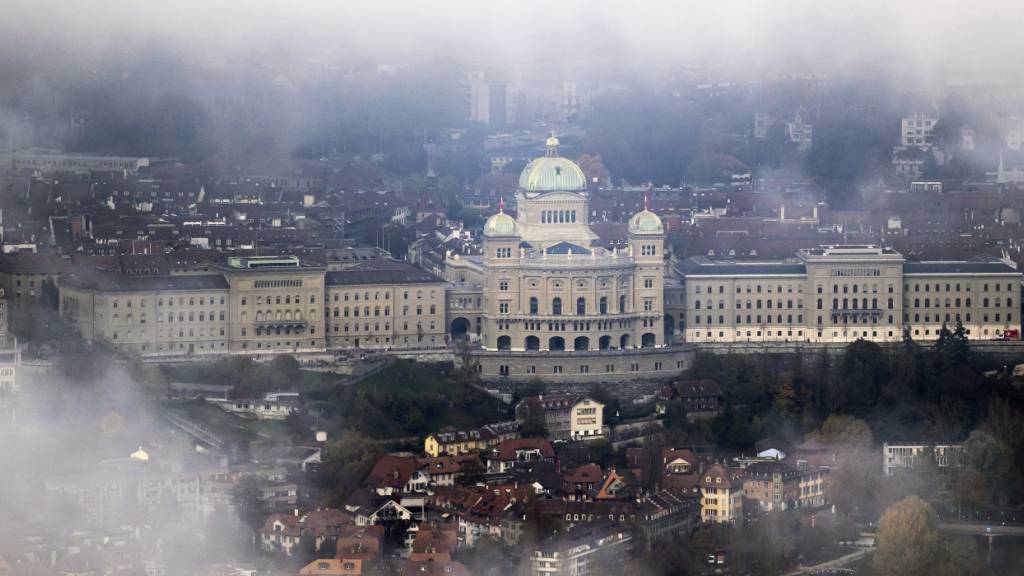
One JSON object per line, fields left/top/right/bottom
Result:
{"left": 546, "top": 134, "right": 560, "bottom": 148}
{"left": 484, "top": 211, "right": 517, "bottom": 236}
{"left": 629, "top": 209, "right": 664, "bottom": 234}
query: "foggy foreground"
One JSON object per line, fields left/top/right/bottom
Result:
{"left": 2, "top": 1, "right": 1024, "bottom": 576}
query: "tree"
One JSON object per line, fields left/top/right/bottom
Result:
{"left": 874, "top": 495, "right": 987, "bottom": 576}
{"left": 806, "top": 415, "right": 873, "bottom": 448}
{"left": 772, "top": 379, "right": 798, "bottom": 421}
{"left": 232, "top": 475, "right": 267, "bottom": 539}
{"left": 873, "top": 496, "right": 942, "bottom": 576}
{"left": 831, "top": 339, "right": 888, "bottom": 414}
{"left": 961, "top": 429, "right": 1015, "bottom": 505}
{"left": 316, "top": 432, "right": 384, "bottom": 506}
{"left": 269, "top": 354, "right": 302, "bottom": 383}
{"left": 519, "top": 398, "right": 548, "bottom": 438}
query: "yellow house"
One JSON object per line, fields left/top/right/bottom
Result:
{"left": 423, "top": 421, "right": 519, "bottom": 457}
{"left": 700, "top": 464, "right": 743, "bottom": 523}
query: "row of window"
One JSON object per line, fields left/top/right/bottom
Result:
{"left": 329, "top": 321, "right": 436, "bottom": 333}
{"left": 695, "top": 299, "right": 804, "bottom": 310}
{"left": 695, "top": 281, "right": 1019, "bottom": 296}
{"left": 498, "top": 359, "right": 680, "bottom": 376}
{"left": 328, "top": 305, "right": 437, "bottom": 318}
{"left": 540, "top": 210, "right": 577, "bottom": 224}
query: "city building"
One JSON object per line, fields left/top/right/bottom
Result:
{"left": 679, "top": 245, "right": 1022, "bottom": 343}
{"left": 515, "top": 394, "right": 605, "bottom": 441}
{"left": 423, "top": 421, "right": 520, "bottom": 457}
{"left": 742, "top": 461, "right": 800, "bottom": 512}
{"left": 445, "top": 135, "right": 694, "bottom": 381}
{"left": 465, "top": 71, "right": 509, "bottom": 127}
{"left": 58, "top": 255, "right": 447, "bottom": 355}
{"left": 786, "top": 111, "right": 813, "bottom": 150}
{"left": 531, "top": 526, "right": 633, "bottom": 576}
{"left": 901, "top": 113, "right": 937, "bottom": 148}
{"left": 882, "top": 442, "right": 964, "bottom": 476}
{"left": 0, "top": 149, "right": 150, "bottom": 175}
{"left": 699, "top": 464, "right": 743, "bottom": 524}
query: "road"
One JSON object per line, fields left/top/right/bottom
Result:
{"left": 939, "top": 522, "right": 1024, "bottom": 536}
{"left": 784, "top": 548, "right": 870, "bottom": 576}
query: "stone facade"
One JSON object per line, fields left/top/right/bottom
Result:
{"left": 59, "top": 255, "right": 446, "bottom": 355}
{"left": 679, "top": 245, "right": 1022, "bottom": 344}
{"left": 446, "top": 137, "right": 681, "bottom": 382}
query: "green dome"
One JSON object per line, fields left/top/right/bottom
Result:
{"left": 628, "top": 209, "right": 664, "bottom": 234}
{"left": 518, "top": 157, "right": 588, "bottom": 192}
{"left": 484, "top": 211, "right": 517, "bottom": 236}
{"left": 518, "top": 136, "right": 587, "bottom": 193}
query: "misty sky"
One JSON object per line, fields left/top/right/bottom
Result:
{"left": 3, "top": 0, "right": 1022, "bottom": 84}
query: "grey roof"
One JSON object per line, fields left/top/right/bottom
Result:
{"left": 61, "top": 272, "right": 228, "bottom": 292}
{"left": 681, "top": 258, "right": 807, "bottom": 276}
{"left": 545, "top": 241, "right": 591, "bottom": 255}
{"left": 325, "top": 263, "right": 442, "bottom": 286}
{"left": 903, "top": 262, "right": 1020, "bottom": 275}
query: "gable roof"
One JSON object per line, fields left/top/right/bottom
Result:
{"left": 675, "top": 380, "right": 722, "bottom": 398}
{"left": 700, "top": 464, "right": 740, "bottom": 489}
{"left": 365, "top": 455, "right": 420, "bottom": 489}
{"left": 491, "top": 438, "right": 556, "bottom": 461}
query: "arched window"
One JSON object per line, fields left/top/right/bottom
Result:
{"left": 576, "top": 297, "right": 586, "bottom": 315}
{"left": 694, "top": 299, "right": 702, "bottom": 310}
{"left": 599, "top": 297, "right": 608, "bottom": 314}
{"left": 552, "top": 297, "right": 562, "bottom": 316}
{"left": 529, "top": 297, "right": 539, "bottom": 315}
{"left": 817, "top": 298, "right": 823, "bottom": 310}
{"left": 619, "top": 295, "right": 627, "bottom": 313}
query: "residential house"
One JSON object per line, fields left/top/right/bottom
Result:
{"left": 531, "top": 526, "right": 633, "bottom": 576}
{"left": 423, "top": 421, "right": 519, "bottom": 457}
{"left": 486, "top": 438, "right": 556, "bottom": 474}
{"left": 365, "top": 455, "right": 429, "bottom": 495}
{"left": 742, "top": 461, "right": 801, "bottom": 512}
{"left": 699, "top": 464, "right": 743, "bottom": 524}
{"left": 562, "top": 463, "right": 603, "bottom": 502}
{"left": 298, "top": 559, "right": 363, "bottom": 576}
{"left": 657, "top": 380, "right": 722, "bottom": 419}
{"left": 515, "top": 395, "right": 605, "bottom": 441}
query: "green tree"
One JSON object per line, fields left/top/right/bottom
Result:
{"left": 316, "top": 432, "right": 384, "bottom": 506}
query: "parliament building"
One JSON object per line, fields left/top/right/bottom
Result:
{"left": 49, "top": 137, "right": 1023, "bottom": 383}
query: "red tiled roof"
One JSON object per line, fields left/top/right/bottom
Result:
{"left": 492, "top": 438, "right": 555, "bottom": 461}
{"left": 365, "top": 455, "right": 419, "bottom": 489}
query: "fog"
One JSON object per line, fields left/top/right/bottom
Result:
{"left": 0, "top": 361, "right": 251, "bottom": 573}
{"left": 3, "top": 1, "right": 1023, "bottom": 86}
